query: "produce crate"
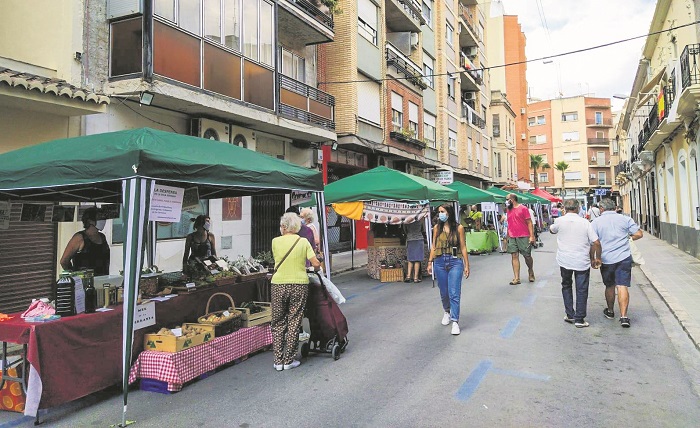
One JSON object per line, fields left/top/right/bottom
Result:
{"left": 214, "top": 276, "right": 237, "bottom": 287}
{"left": 238, "top": 272, "right": 267, "bottom": 282}
{"left": 143, "top": 323, "right": 215, "bottom": 353}
{"left": 236, "top": 302, "right": 272, "bottom": 327}
{"left": 380, "top": 268, "right": 404, "bottom": 283}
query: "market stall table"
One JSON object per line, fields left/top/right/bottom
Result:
{"left": 465, "top": 230, "right": 500, "bottom": 254}
{"left": 0, "top": 276, "right": 268, "bottom": 417}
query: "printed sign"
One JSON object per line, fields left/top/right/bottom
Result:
{"left": 291, "top": 191, "right": 313, "bottom": 206}
{"left": 149, "top": 185, "right": 185, "bottom": 222}
{"left": 430, "top": 170, "right": 454, "bottom": 185}
{"left": 0, "top": 201, "right": 10, "bottom": 230}
{"left": 594, "top": 188, "right": 608, "bottom": 196}
{"left": 134, "top": 301, "right": 156, "bottom": 330}
{"left": 362, "top": 201, "right": 429, "bottom": 224}
{"left": 481, "top": 202, "right": 497, "bottom": 212}
{"left": 222, "top": 197, "right": 242, "bottom": 220}
{"left": 182, "top": 187, "right": 200, "bottom": 211}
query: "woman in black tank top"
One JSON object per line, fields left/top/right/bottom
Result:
{"left": 60, "top": 207, "right": 110, "bottom": 275}
{"left": 183, "top": 215, "right": 217, "bottom": 267}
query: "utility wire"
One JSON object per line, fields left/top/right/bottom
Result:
{"left": 319, "top": 20, "right": 700, "bottom": 86}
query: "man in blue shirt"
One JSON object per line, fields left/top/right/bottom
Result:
{"left": 591, "top": 198, "right": 643, "bottom": 328}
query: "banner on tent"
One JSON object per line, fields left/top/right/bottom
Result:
{"left": 291, "top": 190, "right": 313, "bottom": 205}
{"left": 362, "top": 201, "right": 429, "bottom": 224}
{"left": 429, "top": 170, "right": 454, "bottom": 185}
{"left": 150, "top": 185, "right": 184, "bottom": 222}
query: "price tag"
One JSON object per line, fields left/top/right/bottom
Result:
{"left": 215, "top": 260, "right": 228, "bottom": 269}
{"left": 185, "top": 282, "right": 196, "bottom": 289}
{"left": 171, "top": 328, "right": 182, "bottom": 337}
{"left": 210, "top": 269, "right": 220, "bottom": 275}
{"left": 222, "top": 310, "right": 230, "bottom": 317}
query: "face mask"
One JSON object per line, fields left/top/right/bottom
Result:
{"left": 506, "top": 201, "right": 513, "bottom": 210}
{"left": 95, "top": 220, "right": 106, "bottom": 231}
{"left": 438, "top": 213, "right": 448, "bottom": 222}
{"left": 203, "top": 222, "right": 211, "bottom": 230}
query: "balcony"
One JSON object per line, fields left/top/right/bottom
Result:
{"left": 386, "top": 43, "right": 427, "bottom": 90}
{"left": 636, "top": 103, "right": 659, "bottom": 151}
{"left": 461, "top": 102, "right": 486, "bottom": 129}
{"left": 590, "top": 178, "right": 610, "bottom": 187}
{"left": 460, "top": 51, "right": 476, "bottom": 70}
{"left": 389, "top": 129, "right": 426, "bottom": 148}
{"left": 460, "top": 67, "right": 482, "bottom": 92}
{"left": 278, "top": 74, "right": 335, "bottom": 130}
{"left": 278, "top": 0, "right": 334, "bottom": 45}
{"left": 586, "top": 118, "right": 613, "bottom": 127}
{"left": 587, "top": 138, "right": 610, "bottom": 146}
{"left": 458, "top": 4, "right": 481, "bottom": 46}
{"left": 385, "top": 0, "right": 425, "bottom": 33}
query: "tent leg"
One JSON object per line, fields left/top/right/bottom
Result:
{"left": 351, "top": 220, "right": 355, "bottom": 270}
{"left": 425, "top": 210, "right": 435, "bottom": 288}
{"left": 317, "top": 192, "right": 331, "bottom": 279}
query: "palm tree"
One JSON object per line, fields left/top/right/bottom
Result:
{"left": 530, "top": 154, "right": 551, "bottom": 189}
{"left": 554, "top": 161, "right": 569, "bottom": 194}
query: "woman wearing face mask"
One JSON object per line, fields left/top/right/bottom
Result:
{"left": 60, "top": 207, "right": 111, "bottom": 275}
{"left": 427, "top": 204, "right": 470, "bottom": 335}
{"left": 183, "top": 215, "right": 217, "bottom": 267}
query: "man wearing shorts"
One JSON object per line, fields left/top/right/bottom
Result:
{"left": 591, "top": 198, "right": 643, "bottom": 328}
{"left": 505, "top": 194, "right": 536, "bottom": 284}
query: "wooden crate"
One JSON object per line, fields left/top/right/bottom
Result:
{"left": 143, "top": 323, "right": 215, "bottom": 353}
{"left": 236, "top": 302, "right": 272, "bottom": 327}
{"left": 380, "top": 268, "right": 404, "bottom": 283}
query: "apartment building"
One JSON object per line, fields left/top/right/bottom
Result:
{"left": 527, "top": 96, "right": 614, "bottom": 205}
{"left": 614, "top": 0, "right": 700, "bottom": 258}
{"left": 0, "top": 0, "right": 338, "bottom": 295}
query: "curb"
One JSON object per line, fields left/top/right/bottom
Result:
{"left": 640, "top": 264, "right": 700, "bottom": 352}
{"left": 331, "top": 265, "right": 368, "bottom": 277}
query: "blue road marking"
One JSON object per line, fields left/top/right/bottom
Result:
{"left": 500, "top": 316, "right": 521, "bottom": 338}
{"left": 0, "top": 416, "right": 34, "bottom": 428}
{"left": 371, "top": 282, "right": 391, "bottom": 291}
{"left": 522, "top": 293, "right": 537, "bottom": 306}
{"left": 490, "top": 367, "right": 551, "bottom": 382}
{"left": 345, "top": 293, "right": 359, "bottom": 301}
{"left": 455, "top": 360, "right": 492, "bottom": 401}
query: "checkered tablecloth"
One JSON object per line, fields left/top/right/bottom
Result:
{"left": 128, "top": 325, "right": 272, "bottom": 392}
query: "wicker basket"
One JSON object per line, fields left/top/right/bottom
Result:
{"left": 380, "top": 268, "right": 404, "bottom": 283}
{"left": 197, "top": 292, "right": 243, "bottom": 336}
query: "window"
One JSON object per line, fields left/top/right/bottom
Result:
{"left": 423, "top": 57, "right": 434, "bottom": 88}
{"left": 259, "top": 1, "right": 273, "bottom": 65}
{"left": 391, "top": 91, "right": 403, "bottom": 132}
{"left": 180, "top": 0, "right": 201, "bottom": 34}
{"left": 204, "top": 0, "right": 221, "bottom": 43}
{"left": 563, "top": 151, "right": 581, "bottom": 161}
{"left": 562, "top": 112, "right": 578, "bottom": 122}
{"left": 154, "top": 0, "right": 175, "bottom": 22}
{"left": 408, "top": 102, "right": 419, "bottom": 138}
{"left": 612, "top": 138, "right": 619, "bottom": 154}
{"left": 598, "top": 171, "right": 607, "bottom": 185}
{"left": 358, "top": 0, "right": 378, "bottom": 45}
{"left": 596, "top": 131, "right": 604, "bottom": 138}
{"left": 482, "top": 147, "right": 489, "bottom": 167}
{"left": 243, "top": 1, "right": 258, "bottom": 61}
{"left": 357, "top": 76, "right": 381, "bottom": 124}
{"left": 281, "top": 48, "right": 305, "bottom": 82}
{"left": 562, "top": 131, "right": 579, "bottom": 142}
{"left": 493, "top": 114, "right": 500, "bottom": 137}
{"left": 424, "top": 113, "right": 436, "bottom": 148}
{"left": 537, "top": 115, "right": 545, "bottom": 125}
{"left": 565, "top": 171, "right": 582, "bottom": 181}
{"left": 448, "top": 129, "right": 457, "bottom": 152}
{"left": 528, "top": 116, "right": 535, "bottom": 126}
{"left": 529, "top": 135, "right": 546, "bottom": 144}
{"left": 539, "top": 154, "right": 548, "bottom": 163}
{"left": 595, "top": 111, "right": 603, "bottom": 124}
{"left": 422, "top": 0, "right": 432, "bottom": 26}
{"left": 447, "top": 75, "right": 455, "bottom": 100}
{"left": 223, "top": 0, "right": 241, "bottom": 50}
{"left": 539, "top": 172, "right": 549, "bottom": 183}
{"left": 446, "top": 22, "right": 454, "bottom": 46}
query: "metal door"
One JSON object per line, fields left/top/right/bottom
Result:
{"left": 250, "top": 194, "right": 285, "bottom": 257}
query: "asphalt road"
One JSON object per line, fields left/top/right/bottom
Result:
{"left": 4, "top": 232, "right": 700, "bottom": 427}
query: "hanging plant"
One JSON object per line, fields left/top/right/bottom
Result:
{"left": 319, "top": 0, "right": 341, "bottom": 14}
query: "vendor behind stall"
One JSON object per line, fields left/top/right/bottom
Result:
{"left": 183, "top": 215, "right": 217, "bottom": 266}
{"left": 60, "top": 207, "right": 110, "bottom": 275}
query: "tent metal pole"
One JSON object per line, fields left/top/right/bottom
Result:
{"left": 147, "top": 221, "right": 156, "bottom": 268}
{"left": 317, "top": 191, "right": 331, "bottom": 279}
{"left": 351, "top": 220, "right": 355, "bottom": 270}
{"left": 426, "top": 205, "right": 435, "bottom": 288}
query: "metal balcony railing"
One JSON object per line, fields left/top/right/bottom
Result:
{"left": 279, "top": 74, "right": 335, "bottom": 107}
{"left": 278, "top": 74, "right": 335, "bottom": 130}
{"left": 680, "top": 44, "right": 700, "bottom": 89}
{"left": 460, "top": 102, "right": 486, "bottom": 129}
{"left": 290, "top": 0, "right": 334, "bottom": 30}
{"left": 386, "top": 43, "right": 427, "bottom": 90}
{"left": 586, "top": 117, "right": 613, "bottom": 126}
{"left": 458, "top": 3, "right": 480, "bottom": 41}
{"left": 587, "top": 138, "right": 610, "bottom": 145}
{"left": 396, "top": 0, "right": 424, "bottom": 24}
{"left": 636, "top": 103, "right": 658, "bottom": 151}
{"left": 278, "top": 104, "right": 335, "bottom": 130}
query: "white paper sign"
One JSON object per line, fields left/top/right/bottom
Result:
{"left": 149, "top": 185, "right": 185, "bottom": 222}
{"left": 73, "top": 279, "right": 86, "bottom": 314}
{"left": 133, "top": 301, "right": 157, "bottom": 330}
{"left": 0, "top": 201, "right": 9, "bottom": 230}
{"left": 291, "top": 190, "right": 313, "bottom": 205}
{"left": 430, "top": 170, "right": 454, "bottom": 185}
{"left": 481, "top": 202, "right": 497, "bottom": 212}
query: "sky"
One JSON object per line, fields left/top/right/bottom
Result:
{"left": 496, "top": 0, "right": 658, "bottom": 110}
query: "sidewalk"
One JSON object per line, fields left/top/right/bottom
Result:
{"left": 329, "top": 249, "right": 367, "bottom": 275}
{"left": 635, "top": 234, "right": 700, "bottom": 351}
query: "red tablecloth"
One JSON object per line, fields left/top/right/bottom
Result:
{"left": 129, "top": 325, "right": 272, "bottom": 391}
{"left": 0, "top": 277, "right": 268, "bottom": 411}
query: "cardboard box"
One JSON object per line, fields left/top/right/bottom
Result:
{"left": 236, "top": 302, "right": 272, "bottom": 327}
{"left": 143, "top": 323, "right": 215, "bottom": 353}
{"left": 380, "top": 268, "right": 404, "bottom": 283}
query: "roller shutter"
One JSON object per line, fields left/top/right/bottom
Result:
{"left": 0, "top": 203, "right": 57, "bottom": 313}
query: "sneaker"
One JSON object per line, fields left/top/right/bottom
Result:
{"left": 283, "top": 360, "right": 301, "bottom": 370}
{"left": 564, "top": 316, "right": 575, "bottom": 324}
{"left": 451, "top": 322, "right": 461, "bottom": 335}
{"left": 441, "top": 312, "right": 451, "bottom": 326}
{"left": 575, "top": 320, "right": 590, "bottom": 328}
{"left": 273, "top": 364, "right": 284, "bottom": 371}
{"left": 620, "top": 317, "right": 631, "bottom": 328}
{"left": 603, "top": 308, "right": 615, "bottom": 319}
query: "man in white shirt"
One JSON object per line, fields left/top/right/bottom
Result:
{"left": 588, "top": 203, "right": 601, "bottom": 221}
{"left": 550, "top": 199, "right": 602, "bottom": 328}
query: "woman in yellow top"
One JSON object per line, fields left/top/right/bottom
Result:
{"left": 427, "top": 204, "right": 470, "bottom": 335}
{"left": 270, "top": 212, "right": 322, "bottom": 371}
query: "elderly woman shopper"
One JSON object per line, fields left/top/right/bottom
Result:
{"left": 300, "top": 207, "right": 321, "bottom": 252}
{"left": 271, "top": 212, "right": 322, "bottom": 371}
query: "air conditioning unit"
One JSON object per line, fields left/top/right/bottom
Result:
{"left": 520, "top": 107, "right": 526, "bottom": 115}
{"left": 462, "top": 91, "right": 476, "bottom": 101}
{"left": 521, "top": 133, "right": 526, "bottom": 140}
{"left": 465, "top": 46, "right": 478, "bottom": 58}
{"left": 410, "top": 32, "right": 419, "bottom": 49}
{"left": 590, "top": 174, "right": 596, "bottom": 179}
{"left": 229, "top": 125, "right": 256, "bottom": 149}
{"left": 194, "top": 118, "right": 230, "bottom": 143}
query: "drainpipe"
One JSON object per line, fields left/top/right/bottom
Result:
{"left": 143, "top": 0, "right": 154, "bottom": 83}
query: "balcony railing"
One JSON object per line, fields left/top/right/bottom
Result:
{"left": 460, "top": 51, "right": 475, "bottom": 70}
{"left": 586, "top": 118, "right": 613, "bottom": 126}
{"left": 587, "top": 138, "right": 610, "bottom": 145}
{"left": 458, "top": 3, "right": 480, "bottom": 42}
{"left": 386, "top": 43, "right": 427, "bottom": 90}
{"left": 680, "top": 44, "right": 700, "bottom": 89}
{"left": 398, "top": 0, "right": 424, "bottom": 24}
{"left": 290, "top": 0, "right": 334, "bottom": 30}
{"left": 637, "top": 103, "right": 658, "bottom": 151}
{"left": 278, "top": 74, "right": 335, "bottom": 130}
{"left": 461, "top": 102, "right": 485, "bottom": 129}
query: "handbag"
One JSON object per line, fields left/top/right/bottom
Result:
{"left": 629, "top": 237, "right": 645, "bottom": 266}
{"left": 271, "top": 236, "right": 301, "bottom": 279}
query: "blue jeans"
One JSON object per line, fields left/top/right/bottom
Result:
{"left": 560, "top": 267, "right": 590, "bottom": 321}
{"left": 434, "top": 255, "right": 464, "bottom": 322}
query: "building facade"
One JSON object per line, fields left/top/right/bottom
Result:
{"left": 614, "top": 0, "right": 700, "bottom": 258}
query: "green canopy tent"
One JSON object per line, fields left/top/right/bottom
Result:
{"left": 446, "top": 181, "right": 505, "bottom": 205}
{"left": 0, "top": 128, "right": 326, "bottom": 426}
{"left": 486, "top": 186, "right": 539, "bottom": 204}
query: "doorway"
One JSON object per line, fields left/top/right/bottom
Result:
{"left": 250, "top": 194, "right": 286, "bottom": 257}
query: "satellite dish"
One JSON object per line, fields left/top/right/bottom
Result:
{"left": 233, "top": 134, "right": 247, "bottom": 148}
{"left": 202, "top": 128, "right": 219, "bottom": 140}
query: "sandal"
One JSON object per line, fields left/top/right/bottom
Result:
{"left": 509, "top": 279, "right": 521, "bottom": 285}
{"left": 413, "top": 278, "right": 422, "bottom": 283}
{"left": 404, "top": 277, "right": 411, "bottom": 283}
